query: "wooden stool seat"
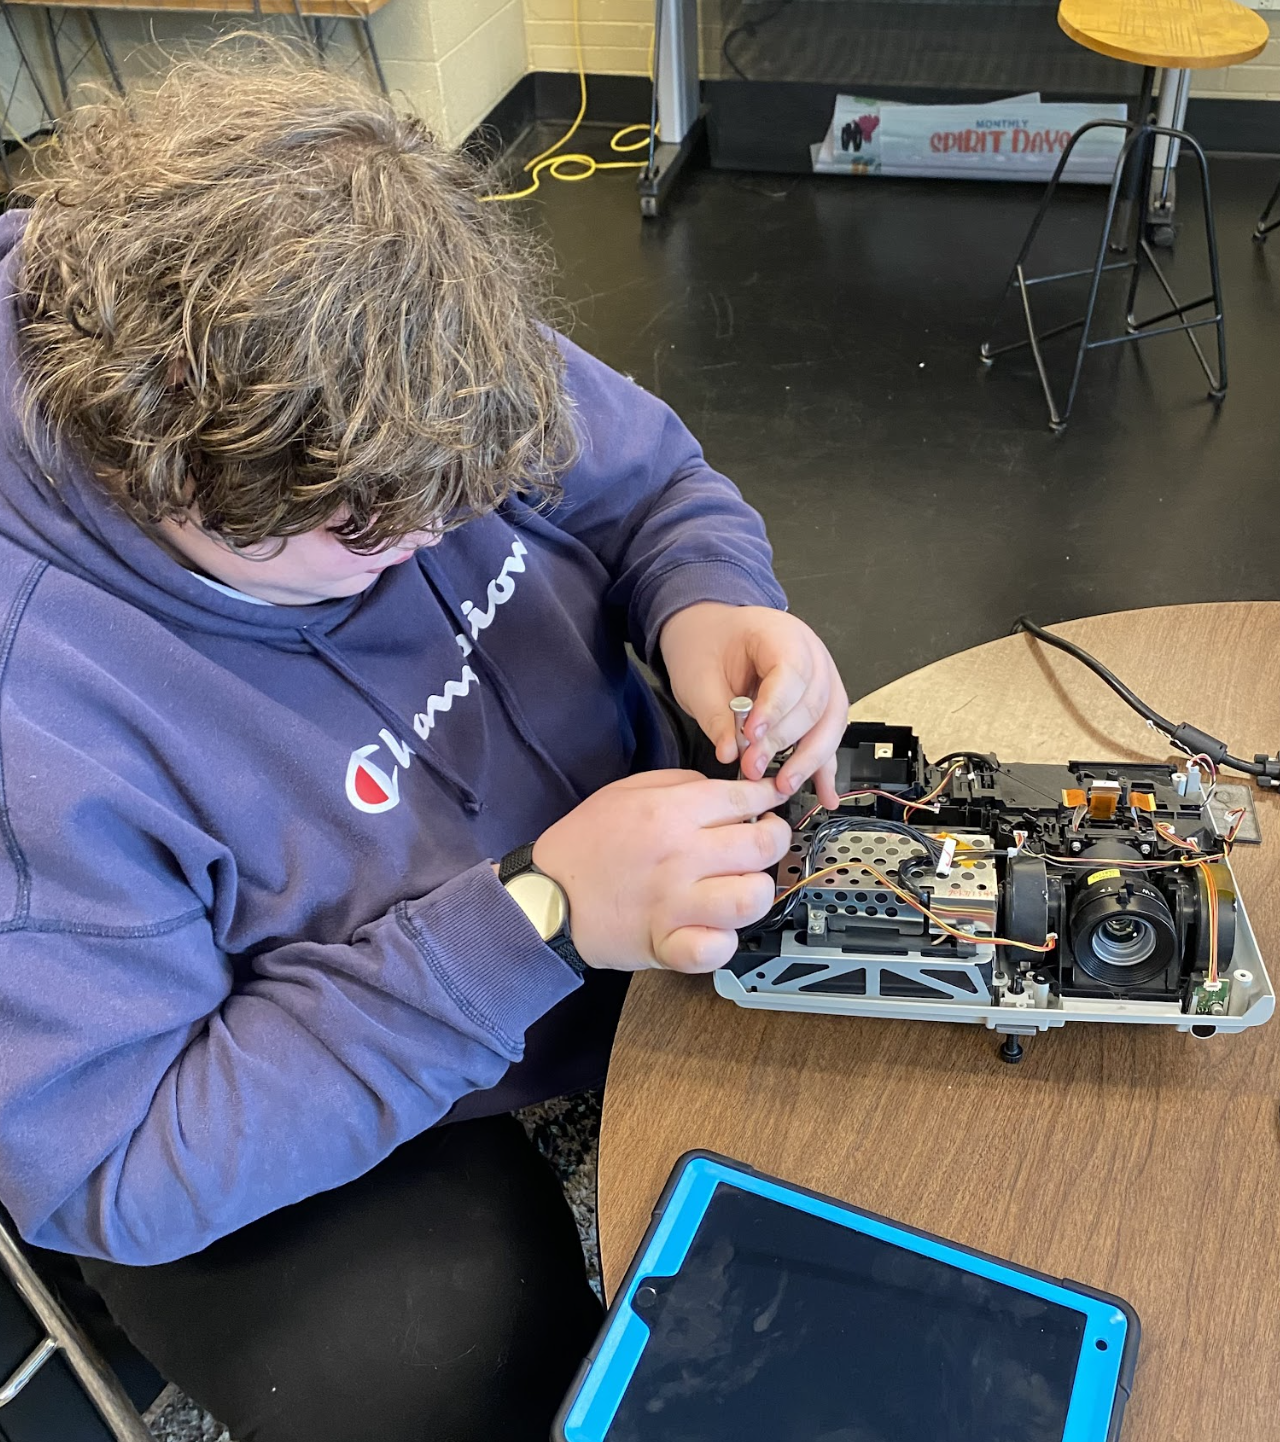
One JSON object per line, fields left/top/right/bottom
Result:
{"left": 1059, "top": 0, "right": 1268, "bottom": 70}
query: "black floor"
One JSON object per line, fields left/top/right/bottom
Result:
{"left": 523, "top": 142, "right": 1280, "bottom": 699}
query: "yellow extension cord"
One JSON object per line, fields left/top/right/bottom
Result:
{"left": 481, "top": 0, "right": 656, "bottom": 203}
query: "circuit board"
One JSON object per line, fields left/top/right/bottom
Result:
{"left": 1191, "top": 978, "right": 1233, "bottom": 1016}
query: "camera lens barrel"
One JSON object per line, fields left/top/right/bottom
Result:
{"left": 1068, "top": 863, "right": 1178, "bottom": 989}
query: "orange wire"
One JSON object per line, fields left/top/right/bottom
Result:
{"left": 797, "top": 762, "right": 964, "bottom": 830}
{"left": 1154, "top": 821, "right": 1199, "bottom": 852}
{"left": 795, "top": 788, "right": 932, "bottom": 829}
{"left": 774, "top": 859, "right": 1056, "bottom": 954}
{"left": 1197, "top": 859, "right": 1219, "bottom": 985}
{"left": 901, "top": 763, "right": 964, "bottom": 823}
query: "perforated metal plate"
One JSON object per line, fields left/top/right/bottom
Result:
{"left": 784, "top": 826, "right": 998, "bottom": 938}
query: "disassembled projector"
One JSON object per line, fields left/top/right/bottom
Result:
{"left": 720, "top": 724, "right": 1273, "bottom": 1060}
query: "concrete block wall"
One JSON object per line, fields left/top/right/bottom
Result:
{"left": 522, "top": 1, "right": 1280, "bottom": 100}
{"left": 1193, "top": 26, "right": 1280, "bottom": 96}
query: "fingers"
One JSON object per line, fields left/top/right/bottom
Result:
{"left": 653, "top": 868, "right": 779, "bottom": 971}
{"left": 738, "top": 653, "right": 829, "bottom": 783}
{"left": 714, "top": 723, "right": 740, "bottom": 768}
{"left": 742, "top": 650, "right": 813, "bottom": 759}
{"left": 655, "top": 924, "right": 742, "bottom": 973}
{"left": 810, "top": 754, "right": 841, "bottom": 811}
{"left": 612, "top": 767, "right": 710, "bottom": 791}
{"left": 691, "top": 812, "right": 791, "bottom": 878}
{"left": 687, "top": 698, "right": 745, "bottom": 769}
{"left": 684, "top": 776, "right": 786, "bottom": 826}
{"left": 683, "top": 872, "right": 779, "bottom": 930}
{"left": 773, "top": 662, "right": 850, "bottom": 798}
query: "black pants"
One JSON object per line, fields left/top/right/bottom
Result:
{"left": 69, "top": 683, "right": 715, "bottom": 1441}
{"left": 78, "top": 1116, "right": 601, "bottom": 1442}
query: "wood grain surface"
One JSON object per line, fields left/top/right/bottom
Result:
{"left": 599, "top": 603, "right": 1280, "bottom": 1442}
{"left": 1058, "top": 0, "right": 1268, "bottom": 69}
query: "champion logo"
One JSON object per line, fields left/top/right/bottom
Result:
{"left": 343, "top": 539, "right": 529, "bottom": 814}
{"left": 345, "top": 730, "right": 412, "bottom": 814}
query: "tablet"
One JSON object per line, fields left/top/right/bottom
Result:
{"left": 556, "top": 1152, "right": 1139, "bottom": 1442}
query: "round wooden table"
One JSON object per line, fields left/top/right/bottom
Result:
{"left": 599, "top": 602, "right": 1280, "bottom": 1442}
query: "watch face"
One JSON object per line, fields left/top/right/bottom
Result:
{"left": 505, "top": 871, "right": 568, "bottom": 943}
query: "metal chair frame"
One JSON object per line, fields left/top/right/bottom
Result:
{"left": 0, "top": 1215, "right": 152, "bottom": 1441}
{"left": 980, "top": 66, "right": 1227, "bottom": 432}
{"left": 0, "top": 0, "right": 390, "bottom": 193}
{"left": 1253, "top": 173, "right": 1280, "bottom": 243}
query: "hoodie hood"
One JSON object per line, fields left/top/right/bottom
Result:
{"left": 0, "top": 208, "right": 362, "bottom": 651}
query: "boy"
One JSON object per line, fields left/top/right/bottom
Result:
{"left": 0, "top": 55, "right": 847, "bottom": 1442}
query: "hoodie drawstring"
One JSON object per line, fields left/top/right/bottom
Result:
{"left": 418, "top": 553, "right": 583, "bottom": 805}
{"left": 300, "top": 626, "right": 484, "bottom": 814}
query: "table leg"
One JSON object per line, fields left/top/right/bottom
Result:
{"left": 639, "top": 0, "right": 703, "bottom": 218}
{"left": 1149, "top": 66, "right": 1190, "bottom": 245}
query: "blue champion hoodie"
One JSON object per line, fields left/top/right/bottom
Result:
{"left": 0, "top": 210, "right": 785, "bottom": 1264}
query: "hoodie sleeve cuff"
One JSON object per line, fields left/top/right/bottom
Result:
{"left": 398, "top": 863, "right": 582, "bottom": 1056}
{"left": 633, "top": 558, "right": 788, "bottom": 663}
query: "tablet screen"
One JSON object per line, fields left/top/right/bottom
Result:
{"left": 608, "top": 1182, "right": 1086, "bottom": 1442}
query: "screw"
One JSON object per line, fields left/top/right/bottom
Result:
{"left": 730, "top": 696, "right": 752, "bottom": 780}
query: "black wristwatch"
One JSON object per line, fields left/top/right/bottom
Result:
{"left": 498, "top": 844, "right": 586, "bottom": 975}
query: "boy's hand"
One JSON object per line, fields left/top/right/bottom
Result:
{"left": 532, "top": 772, "right": 790, "bottom": 972}
{"left": 659, "top": 603, "right": 847, "bottom": 808}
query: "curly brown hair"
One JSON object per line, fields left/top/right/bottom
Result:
{"left": 15, "top": 50, "right": 574, "bottom": 552}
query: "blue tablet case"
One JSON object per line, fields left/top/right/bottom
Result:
{"left": 556, "top": 1151, "right": 1139, "bottom": 1442}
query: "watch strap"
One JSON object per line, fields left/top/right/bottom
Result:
{"left": 549, "top": 935, "right": 587, "bottom": 976}
{"left": 497, "top": 844, "right": 586, "bottom": 976}
{"left": 498, "top": 842, "right": 536, "bottom": 886}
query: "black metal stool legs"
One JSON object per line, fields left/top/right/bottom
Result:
{"left": 1126, "top": 130, "right": 1226, "bottom": 398}
{"left": 980, "top": 121, "right": 1147, "bottom": 430}
{"left": 980, "top": 98, "right": 1227, "bottom": 430}
{"left": 1253, "top": 173, "right": 1280, "bottom": 242}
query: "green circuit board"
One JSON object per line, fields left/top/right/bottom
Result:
{"left": 1191, "top": 978, "right": 1232, "bottom": 1016}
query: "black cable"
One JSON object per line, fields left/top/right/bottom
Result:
{"left": 721, "top": 28, "right": 749, "bottom": 81}
{"left": 1014, "top": 616, "right": 1275, "bottom": 781}
{"left": 935, "top": 751, "right": 997, "bottom": 771}
{"left": 751, "top": 815, "right": 942, "bottom": 935}
{"left": 721, "top": 0, "right": 795, "bottom": 84}
{"left": 808, "top": 816, "right": 943, "bottom": 868}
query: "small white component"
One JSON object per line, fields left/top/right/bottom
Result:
{"left": 1006, "top": 982, "right": 1037, "bottom": 1010}
{"left": 1026, "top": 974, "right": 1052, "bottom": 1009}
{"left": 935, "top": 836, "right": 958, "bottom": 878}
{"left": 1175, "top": 762, "right": 1204, "bottom": 799}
